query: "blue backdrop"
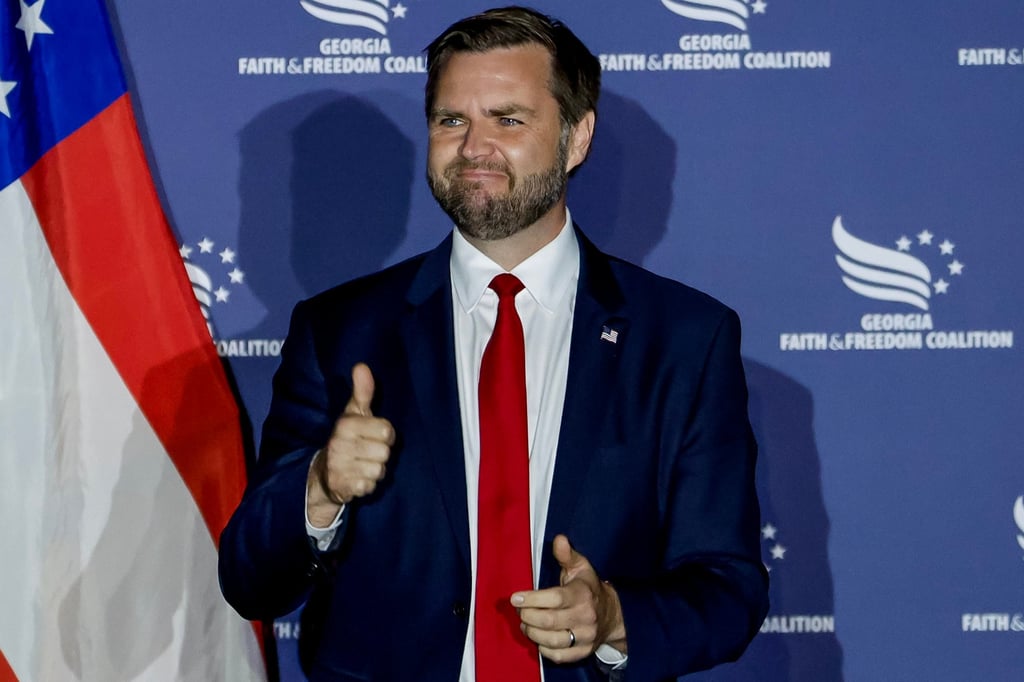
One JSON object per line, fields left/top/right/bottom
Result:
{"left": 108, "top": 1, "right": 1024, "bottom": 679}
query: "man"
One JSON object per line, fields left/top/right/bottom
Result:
{"left": 219, "top": 7, "right": 768, "bottom": 681}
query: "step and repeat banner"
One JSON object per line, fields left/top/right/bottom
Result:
{"left": 109, "top": 1, "right": 1022, "bottom": 679}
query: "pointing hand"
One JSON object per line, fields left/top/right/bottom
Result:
{"left": 511, "top": 535, "right": 628, "bottom": 664}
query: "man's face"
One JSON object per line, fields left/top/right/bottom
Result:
{"left": 426, "top": 44, "right": 579, "bottom": 241}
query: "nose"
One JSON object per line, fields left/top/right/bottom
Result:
{"left": 458, "top": 122, "right": 494, "bottom": 161}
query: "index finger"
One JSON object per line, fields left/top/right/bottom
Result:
{"left": 511, "top": 585, "right": 569, "bottom": 610}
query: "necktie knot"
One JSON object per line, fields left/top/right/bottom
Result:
{"left": 489, "top": 273, "right": 524, "bottom": 301}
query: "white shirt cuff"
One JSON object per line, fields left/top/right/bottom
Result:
{"left": 305, "top": 450, "right": 344, "bottom": 551}
{"left": 595, "top": 643, "right": 627, "bottom": 669}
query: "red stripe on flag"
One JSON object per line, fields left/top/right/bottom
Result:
{"left": 0, "top": 650, "right": 18, "bottom": 682}
{"left": 21, "top": 94, "right": 247, "bottom": 548}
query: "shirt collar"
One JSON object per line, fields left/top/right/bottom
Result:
{"left": 450, "top": 209, "right": 580, "bottom": 314}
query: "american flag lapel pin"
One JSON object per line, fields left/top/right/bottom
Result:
{"left": 600, "top": 325, "right": 619, "bottom": 344}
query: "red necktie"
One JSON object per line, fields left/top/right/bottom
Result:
{"left": 475, "top": 274, "right": 540, "bottom": 681}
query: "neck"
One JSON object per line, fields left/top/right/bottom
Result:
{"left": 461, "top": 201, "right": 567, "bottom": 271}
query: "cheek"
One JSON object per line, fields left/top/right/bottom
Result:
{"left": 429, "top": 130, "right": 467, "bottom": 157}
{"left": 426, "top": 144, "right": 450, "bottom": 177}
{"left": 507, "top": 137, "right": 556, "bottom": 173}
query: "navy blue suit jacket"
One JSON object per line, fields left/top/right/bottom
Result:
{"left": 219, "top": 228, "right": 768, "bottom": 681}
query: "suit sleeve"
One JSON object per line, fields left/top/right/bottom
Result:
{"left": 218, "top": 300, "right": 344, "bottom": 620}
{"left": 615, "top": 308, "right": 768, "bottom": 680}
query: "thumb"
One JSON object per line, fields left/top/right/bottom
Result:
{"left": 553, "top": 534, "right": 588, "bottom": 581}
{"left": 344, "top": 363, "right": 375, "bottom": 416}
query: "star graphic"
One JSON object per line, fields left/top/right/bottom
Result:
{"left": 228, "top": 268, "right": 246, "bottom": 284}
{"left": 939, "top": 239, "right": 955, "bottom": 255}
{"left": 179, "top": 243, "right": 194, "bottom": 259}
{"left": 391, "top": 2, "right": 408, "bottom": 19}
{"left": 917, "top": 229, "right": 934, "bottom": 246}
{"left": 770, "top": 544, "right": 787, "bottom": 560}
{"left": 751, "top": 0, "right": 768, "bottom": 14}
{"left": 0, "top": 80, "right": 16, "bottom": 118}
{"left": 934, "top": 279, "right": 949, "bottom": 294}
{"left": 895, "top": 235, "right": 912, "bottom": 252}
{"left": 948, "top": 260, "right": 964, "bottom": 276}
{"left": 214, "top": 286, "right": 231, "bottom": 302}
{"left": 761, "top": 523, "right": 777, "bottom": 540}
{"left": 219, "top": 247, "right": 236, "bottom": 264}
{"left": 198, "top": 237, "right": 215, "bottom": 253}
{"left": 16, "top": 0, "right": 55, "bottom": 51}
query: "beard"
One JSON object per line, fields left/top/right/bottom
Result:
{"left": 428, "top": 135, "right": 569, "bottom": 241}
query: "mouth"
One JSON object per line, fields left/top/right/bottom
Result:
{"left": 447, "top": 160, "right": 509, "bottom": 181}
{"left": 457, "top": 169, "right": 508, "bottom": 184}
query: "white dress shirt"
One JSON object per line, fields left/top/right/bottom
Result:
{"left": 451, "top": 213, "right": 578, "bottom": 681}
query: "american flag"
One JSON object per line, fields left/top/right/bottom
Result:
{"left": 0, "top": 1, "right": 263, "bottom": 678}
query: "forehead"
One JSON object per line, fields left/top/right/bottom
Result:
{"left": 434, "top": 44, "right": 556, "bottom": 106}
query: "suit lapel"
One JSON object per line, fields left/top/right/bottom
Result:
{"left": 400, "top": 236, "right": 472, "bottom": 571}
{"left": 541, "top": 229, "right": 629, "bottom": 583}
{"left": 398, "top": 230, "right": 629, "bottom": 581}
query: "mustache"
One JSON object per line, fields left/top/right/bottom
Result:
{"left": 444, "top": 159, "right": 511, "bottom": 177}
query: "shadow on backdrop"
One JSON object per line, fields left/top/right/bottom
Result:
{"left": 233, "top": 91, "right": 414, "bottom": 442}
{"left": 235, "top": 91, "right": 414, "bottom": 682}
{"left": 689, "top": 360, "right": 843, "bottom": 681}
{"left": 568, "top": 90, "right": 675, "bottom": 267}
{"left": 238, "top": 91, "right": 413, "bottom": 320}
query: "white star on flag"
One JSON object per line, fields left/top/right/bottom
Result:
{"left": 761, "top": 523, "right": 777, "bottom": 540}
{"left": 751, "top": 0, "right": 768, "bottom": 14}
{"left": 392, "top": 2, "right": 408, "bottom": 18}
{"left": 214, "top": 286, "right": 231, "bottom": 302}
{"left": 895, "top": 235, "right": 912, "bottom": 252}
{"left": 179, "top": 243, "right": 193, "bottom": 259}
{"left": 198, "top": 237, "right": 215, "bottom": 253}
{"left": 228, "top": 268, "right": 245, "bottom": 284}
{"left": 939, "top": 239, "right": 955, "bottom": 255}
{"left": 934, "top": 279, "right": 949, "bottom": 294}
{"left": 948, "top": 260, "right": 964, "bottom": 276}
{"left": 16, "top": 0, "right": 55, "bottom": 51}
{"left": 0, "top": 80, "right": 17, "bottom": 118}
{"left": 917, "top": 229, "right": 934, "bottom": 245}
{"left": 770, "top": 544, "right": 787, "bottom": 560}
{"left": 219, "top": 247, "right": 236, "bottom": 264}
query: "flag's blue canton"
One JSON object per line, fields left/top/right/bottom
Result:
{"left": 0, "top": 0, "right": 127, "bottom": 190}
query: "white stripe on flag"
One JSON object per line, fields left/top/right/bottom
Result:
{"left": 0, "top": 180, "right": 262, "bottom": 681}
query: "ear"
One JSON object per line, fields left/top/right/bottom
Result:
{"left": 565, "top": 110, "right": 596, "bottom": 173}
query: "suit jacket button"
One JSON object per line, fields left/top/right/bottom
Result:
{"left": 451, "top": 601, "right": 468, "bottom": 619}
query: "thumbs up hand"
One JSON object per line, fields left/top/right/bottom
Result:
{"left": 307, "top": 363, "right": 396, "bottom": 525}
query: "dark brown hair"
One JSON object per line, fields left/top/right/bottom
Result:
{"left": 424, "top": 6, "right": 601, "bottom": 128}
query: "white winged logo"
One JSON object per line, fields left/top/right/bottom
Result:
{"left": 661, "top": 0, "right": 751, "bottom": 31}
{"left": 300, "top": 0, "right": 390, "bottom": 35}
{"left": 179, "top": 237, "right": 246, "bottom": 339}
{"left": 832, "top": 216, "right": 934, "bottom": 311}
{"left": 1014, "top": 496, "right": 1024, "bottom": 553}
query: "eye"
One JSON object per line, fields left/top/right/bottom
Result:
{"left": 499, "top": 117, "right": 523, "bottom": 126}
{"left": 435, "top": 117, "right": 464, "bottom": 128}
